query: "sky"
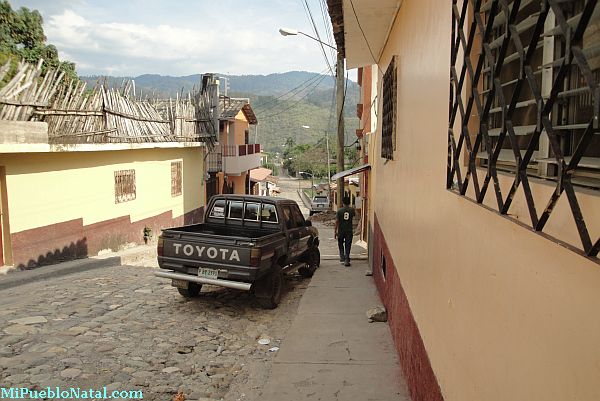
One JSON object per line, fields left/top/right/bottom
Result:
{"left": 9, "top": 0, "right": 345, "bottom": 78}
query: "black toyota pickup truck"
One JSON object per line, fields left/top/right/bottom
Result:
{"left": 155, "top": 195, "right": 320, "bottom": 309}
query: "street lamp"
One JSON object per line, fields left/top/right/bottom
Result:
{"left": 278, "top": 28, "right": 337, "bottom": 50}
{"left": 279, "top": 27, "right": 345, "bottom": 209}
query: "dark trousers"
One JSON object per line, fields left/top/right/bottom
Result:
{"left": 337, "top": 231, "right": 353, "bottom": 262}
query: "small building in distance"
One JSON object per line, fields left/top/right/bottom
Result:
{"left": 205, "top": 97, "right": 261, "bottom": 200}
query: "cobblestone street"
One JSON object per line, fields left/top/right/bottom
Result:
{"left": 0, "top": 260, "right": 309, "bottom": 401}
{"left": 0, "top": 177, "right": 328, "bottom": 401}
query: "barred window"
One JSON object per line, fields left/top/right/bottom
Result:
{"left": 115, "top": 170, "right": 136, "bottom": 203}
{"left": 382, "top": 56, "right": 397, "bottom": 160}
{"left": 171, "top": 161, "right": 182, "bottom": 197}
{"left": 449, "top": 0, "right": 600, "bottom": 259}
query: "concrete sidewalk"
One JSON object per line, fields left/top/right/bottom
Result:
{"left": 260, "top": 229, "right": 410, "bottom": 400}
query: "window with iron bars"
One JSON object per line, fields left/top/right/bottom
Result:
{"left": 448, "top": 0, "right": 600, "bottom": 259}
{"left": 382, "top": 56, "right": 397, "bottom": 160}
{"left": 115, "top": 169, "right": 136, "bottom": 204}
{"left": 477, "top": 1, "right": 600, "bottom": 186}
{"left": 171, "top": 161, "right": 182, "bottom": 197}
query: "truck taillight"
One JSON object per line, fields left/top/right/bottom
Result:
{"left": 157, "top": 237, "right": 164, "bottom": 256}
{"left": 250, "top": 247, "right": 262, "bottom": 267}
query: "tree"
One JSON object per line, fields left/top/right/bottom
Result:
{"left": 13, "top": 6, "right": 45, "bottom": 49}
{"left": 282, "top": 139, "right": 335, "bottom": 179}
{"left": 0, "top": 1, "right": 77, "bottom": 86}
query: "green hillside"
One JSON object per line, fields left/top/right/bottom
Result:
{"left": 80, "top": 71, "right": 360, "bottom": 152}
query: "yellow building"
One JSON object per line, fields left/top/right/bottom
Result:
{"left": 0, "top": 121, "right": 206, "bottom": 269}
{"left": 329, "top": 1, "right": 600, "bottom": 401}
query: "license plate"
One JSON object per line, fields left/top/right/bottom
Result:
{"left": 171, "top": 279, "right": 189, "bottom": 289}
{"left": 198, "top": 268, "right": 218, "bottom": 279}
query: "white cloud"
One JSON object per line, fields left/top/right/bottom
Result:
{"left": 22, "top": 1, "right": 343, "bottom": 77}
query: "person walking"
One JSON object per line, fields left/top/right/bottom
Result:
{"left": 335, "top": 196, "right": 355, "bottom": 267}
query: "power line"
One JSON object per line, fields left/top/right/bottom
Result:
{"left": 257, "top": 74, "right": 329, "bottom": 118}
{"left": 257, "top": 74, "right": 328, "bottom": 118}
{"left": 302, "top": 0, "right": 335, "bottom": 76}
{"left": 318, "top": 0, "right": 337, "bottom": 62}
{"left": 326, "top": 73, "right": 336, "bottom": 135}
{"left": 348, "top": 0, "right": 384, "bottom": 75}
{"left": 253, "top": 68, "right": 330, "bottom": 112}
{"left": 255, "top": 72, "right": 329, "bottom": 116}
{"left": 347, "top": 0, "right": 388, "bottom": 128}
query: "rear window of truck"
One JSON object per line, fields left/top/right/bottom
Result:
{"left": 229, "top": 201, "right": 244, "bottom": 219}
{"left": 261, "top": 204, "right": 278, "bottom": 223}
{"left": 208, "top": 200, "right": 278, "bottom": 223}
{"left": 244, "top": 203, "right": 260, "bottom": 220}
{"left": 209, "top": 200, "right": 227, "bottom": 218}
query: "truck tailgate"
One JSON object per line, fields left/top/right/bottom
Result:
{"left": 162, "top": 233, "right": 249, "bottom": 263}
{"left": 159, "top": 229, "right": 284, "bottom": 282}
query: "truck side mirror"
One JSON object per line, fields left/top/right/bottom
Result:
{"left": 305, "top": 220, "right": 312, "bottom": 227}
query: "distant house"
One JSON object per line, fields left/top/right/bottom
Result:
{"left": 249, "top": 167, "right": 276, "bottom": 196}
{"left": 205, "top": 97, "right": 261, "bottom": 200}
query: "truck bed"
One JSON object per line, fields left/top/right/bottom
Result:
{"left": 163, "top": 223, "right": 280, "bottom": 241}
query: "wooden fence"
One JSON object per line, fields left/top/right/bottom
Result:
{"left": 0, "top": 59, "right": 217, "bottom": 145}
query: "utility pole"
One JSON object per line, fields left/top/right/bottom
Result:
{"left": 335, "top": 51, "right": 345, "bottom": 208}
{"left": 325, "top": 130, "right": 331, "bottom": 184}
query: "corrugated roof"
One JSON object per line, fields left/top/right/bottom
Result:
{"left": 219, "top": 97, "right": 258, "bottom": 125}
{"left": 331, "top": 163, "right": 371, "bottom": 180}
{"left": 250, "top": 167, "right": 273, "bottom": 182}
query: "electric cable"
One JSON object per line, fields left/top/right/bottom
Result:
{"left": 257, "top": 74, "right": 329, "bottom": 118}
{"left": 253, "top": 67, "right": 330, "bottom": 112}
{"left": 348, "top": 0, "right": 384, "bottom": 75}
{"left": 318, "top": 0, "right": 337, "bottom": 62}
{"left": 255, "top": 72, "right": 329, "bottom": 116}
{"left": 302, "top": 0, "right": 335, "bottom": 76}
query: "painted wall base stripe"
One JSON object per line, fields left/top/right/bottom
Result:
{"left": 373, "top": 214, "right": 444, "bottom": 401}
{"left": 10, "top": 207, "right": 203, "bottom": 269}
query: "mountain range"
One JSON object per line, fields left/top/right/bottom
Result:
{"left": 80, "top": 71, "right": 360, "bottom": 152}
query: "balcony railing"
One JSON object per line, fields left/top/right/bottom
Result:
{"left": 208, "top": 144, "right": 261, "bottom": 174}
{"left": 222, "top": 144, "right": 261, "bottom": 157}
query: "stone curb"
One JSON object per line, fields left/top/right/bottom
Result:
{"left": 0, "top": 256, "right": 123, "bottom": 291}
{"left": 0, "top": 244, "right": 158, "bottom": 291}
{"left": 297, "top": 189, "right": 312, "bottom": 208}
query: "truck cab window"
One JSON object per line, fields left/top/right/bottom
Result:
{"left": 261, "top": 204, "right": 278, "bottom": 223}
{"left": 229, "top": 201, "right": 243, "bottom": 219}
{"left": 209, "top": 199, "right": 227, "bottom": 218}
{"left": 291, "top": 206, "right": 305, "bottom": 227}
{"left": 282, "top": 206, "right": 296, "bottom": 229}
{"left": 244, "top": 203, "right": 260, "bottom": 221}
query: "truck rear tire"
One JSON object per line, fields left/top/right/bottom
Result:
{"left": 177, "top": 282, "right": 202, "bottom": 298}
{"left": 299, "top": 247, "right": 320, "bottom": 278}
{"left": 255, "top": 265, "right": 283, "bottom": 309}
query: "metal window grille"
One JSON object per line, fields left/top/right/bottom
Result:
{"left": 382, "top": 56, "right": 398, "bottom": 160}
{"left": 114, "top": 169, "right": 136, "bottom": 203}
{"left": 448, "top": 0, "right": 600, "bottom": 259}
{"left": 171, "top": 161, "right": 183, "bottom": 197}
